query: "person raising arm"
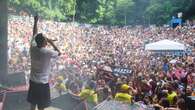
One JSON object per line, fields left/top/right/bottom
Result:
{"left": 27, "top": 15, "right": 61, "bottom": 110}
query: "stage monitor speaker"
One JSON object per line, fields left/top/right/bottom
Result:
{"left": 187, "top": 96, "right": 195, "bottom": 110}
{"left": 51, "top": 92, "right": 86, "bottom": 110}
{"left": 3, "top": 91, "right": 29, "bottom": 110}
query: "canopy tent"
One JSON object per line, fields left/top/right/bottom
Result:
{"left": 145, "top": 39, "right": 185, "bottom": 51}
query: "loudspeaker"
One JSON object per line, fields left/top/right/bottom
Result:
{"left": 3, "top": 91, "right": 29, "bottom": 110}
{"left": 51, "top": 92, "right": 86, "bottom": 110}
{"left": 187, "top": 96, "right": 195, "bottom": 110}
{"left": 3, "top": 92, "right": 86, "bottom": 110}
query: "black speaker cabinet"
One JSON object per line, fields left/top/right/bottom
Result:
{"left": 187, "top": 96, "right": 195, "bottom": 110}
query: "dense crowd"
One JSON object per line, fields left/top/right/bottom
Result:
{"left": 8, "top": 15, "right": 195, "bottom": 110}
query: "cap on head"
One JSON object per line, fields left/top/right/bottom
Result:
{"left": 120, "top": 84, "right": 130, "bottom": 91}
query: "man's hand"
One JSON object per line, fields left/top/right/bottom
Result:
{"left": 46, "top": 38, "right": 61, "bottom": 56}
{"left": 58, "top": 52, "right": 61, "bottom": 56}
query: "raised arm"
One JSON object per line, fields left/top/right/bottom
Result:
{"left": 33, "top": 16, "right": 38, "bottom": 36}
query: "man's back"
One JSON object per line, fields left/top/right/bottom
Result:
{"left": 30, "top": 46, "right": 58, "bottom": 84}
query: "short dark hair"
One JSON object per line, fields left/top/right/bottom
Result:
{"left": 177, "top": 98, "right": 185, "bottom": 110}
{"left": 35, "top": 33, "right": 45, "bottom": 47}
{"left": 159, "top": 98, "right": 170, "bottom": 108}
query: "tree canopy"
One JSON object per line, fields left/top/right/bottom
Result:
{"left": 9, "top": 0, "right": 194, "bottom": 26}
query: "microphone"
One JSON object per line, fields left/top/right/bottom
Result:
{"left": 51, "top": 39, "right": 57, "bottom": 41}
{"left": 46, "top": 38, "right": 57, "bottom": 42}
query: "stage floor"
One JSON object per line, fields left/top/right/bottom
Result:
{"left": 2, "top": 91, "right": 85, "bottom": 110}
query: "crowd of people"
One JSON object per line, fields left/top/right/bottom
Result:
{"left": 8, "top": 15, "right": 195, "bottom": 110}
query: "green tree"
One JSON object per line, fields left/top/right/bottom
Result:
{"left": 95, "top": 0, "right": 134, "bottom": 25}
{"left": 9, "top": 0, "right": 193, "bottom": 25}
{"left": 75, "top": 0, "right": 98, "bottom": 23}
{"left": 114, "top": 0, "right": 134, "bottom": 25}
{"left": 95, "top": 0, "right": 116, "bottom": 25}
{"left": 145, "top": 0, "right": 192, "bottom": 25}
{"left": 9, "top": 0, "right": 76, "bottom": 21}
{"left": 58, "top": 0, "right": 77, "bottom": 21}
{"left": 130, "top": 0, "right": 150, "bottom": 25}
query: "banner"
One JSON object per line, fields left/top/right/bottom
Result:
{"left": 96, "top": 66, "right": 133, "bottom": 81}
{"left": 111, "top": 66, "right": 132, "bottom": 76}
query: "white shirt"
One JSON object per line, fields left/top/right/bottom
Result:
{"left": 30, "top": 44, "right": 58, "bottom": 84}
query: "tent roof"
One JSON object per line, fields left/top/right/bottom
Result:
{"left": 145, "top": 39, "right": 185, "bottom": 51}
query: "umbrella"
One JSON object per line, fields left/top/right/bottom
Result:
{"left": 93, "top": 100, "right": 154, "bottom": 110}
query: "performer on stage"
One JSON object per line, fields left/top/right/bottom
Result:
{"left": 27, "top": 15, "right": 61, "bottom": 110}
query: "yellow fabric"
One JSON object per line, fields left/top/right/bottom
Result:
{"left": 57, "top": 76, "right": 64, "bottom": 81}
{"left": 167, "top": 91, "right": 177, "bottom": 105}
{"left": 79, "top": 89, "right": 98, "bottom": 104}
{"left": 115, "top": 93, "right": 132, "bottom": 103}
{"left": 121, "top": 84, "right": 130, "bottom": 91}
{"left": 56, "top": 83, "right": 66, "bottom": 91}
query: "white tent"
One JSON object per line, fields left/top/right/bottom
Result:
{"left": 145, "top": 39, "right": 185, "bottom": 51}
